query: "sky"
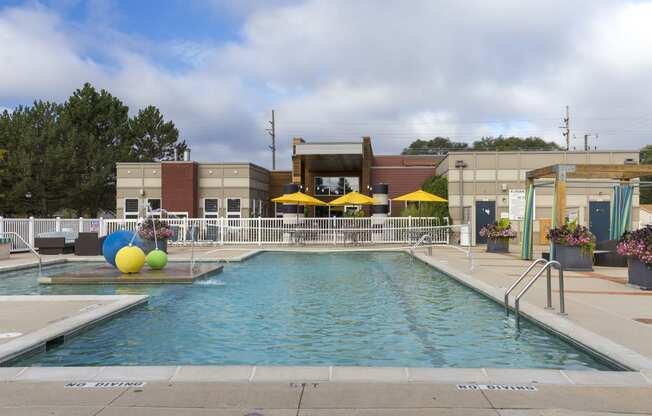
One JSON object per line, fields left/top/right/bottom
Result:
{"left": 1, "top": 0, "right": 652, "bottom": 169}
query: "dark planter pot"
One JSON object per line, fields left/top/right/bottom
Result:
{"left": 627, "top": 257, "right": 652, "bottom": 290}
{"left": 487, "top": 238, "right": 510, "bottom": 253}
{"left": 553, "top": 244, "right": 593, "bottom": 271}
{"left": 142, "top": 238, "right": 167, "bottom": 254}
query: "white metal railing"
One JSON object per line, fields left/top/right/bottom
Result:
{"left": 0, "top": 216, "right": 453, "bottom": 250}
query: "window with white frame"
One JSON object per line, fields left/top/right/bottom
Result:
{"left": 147, "top": 198, "right": 161, "bottom": 216}
{"left": 204, "top": 198, "right": 219, "bottom": 219}
{"left": 251, "top": 199, "right": 257, "bottom": 218}
{"left": 125, "top": 199, "right": 139, "bottom": 219}
{"left": 226, "top": 198, "right": 241, "bottom": 218}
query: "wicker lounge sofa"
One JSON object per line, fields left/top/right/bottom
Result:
{"left": 35, "top": 231, "right": 76, "bottom": 255}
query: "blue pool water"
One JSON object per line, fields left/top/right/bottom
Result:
{"left": 2, "top": 252, "right": 609, "bottom": 369}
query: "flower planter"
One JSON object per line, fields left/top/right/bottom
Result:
{"left": 487, "top": 238, "right": 509, "bottom": 253}
{"left": 142, "top": 238, "right": 167, "bottom": 254}
{"left": 0, "top": 242, "right": 10, "bottom": 260}
{"left": 553, "top": 244, "right": 593, "bottom": 271}
{"left": 627, "top": 257, "right": 652, "bottom": 290}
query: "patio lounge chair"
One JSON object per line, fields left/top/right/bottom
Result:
{"left": 593, "top": 240, "right": 627, "bottom": 267}
{"left": 35, "top": 231, "right": 76, "bottom": 254}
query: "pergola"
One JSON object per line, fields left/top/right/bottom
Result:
{"left": 520, "top": 164, "right": 652, "bottom": 260}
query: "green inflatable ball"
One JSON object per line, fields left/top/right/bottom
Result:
{"left": 146, "top": 249, "right": 168, "bottom": 270}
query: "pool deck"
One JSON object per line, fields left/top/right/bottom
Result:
{"left": 0, "top": 295, "right": 148, "bottom": 364}
{"left": 5, "top": 246, "right": 652, "bottom": 413}
{"left": 1, "top": 366, "right": 652, "bottom": 414}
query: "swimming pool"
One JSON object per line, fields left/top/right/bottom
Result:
{"left": 3, "top": 252, "right": 609, "bottom": 369}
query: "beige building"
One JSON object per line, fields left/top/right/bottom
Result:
{"left": 436, "top": 150, "right": 641, "bottom": 244}
{"left": 115, "top": 162, "right": 271, "bottom": 219}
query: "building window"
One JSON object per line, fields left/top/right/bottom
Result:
{"left": 147, "top": 199, "right": 161, "bottom": 216}
{"left": 204, "top": 199, "right": 219, "bottom": 219}
{"left": 275, "top": 202, "right": 283, "bottom": 218}
{"left": 226, "top": 198, "right": 241, "bottom": 218}
{"left": 125, "top": 199, "right": 139, "bottom": 219}
{"left": 314, "top": 177, "right": 359, "bottom": 196}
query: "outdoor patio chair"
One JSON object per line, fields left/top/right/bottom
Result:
{"left": 74, "top": 232, "right": 104, "bottom": 256}
{"left": 594, "top": 240, "right": 627, "bottom": 267}
{"left": 35, "top": 231, "right": 76, "bottom": 255}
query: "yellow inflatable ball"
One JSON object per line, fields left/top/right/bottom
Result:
{"left": 115, "top": 245, "right": 146, "bottom": 274}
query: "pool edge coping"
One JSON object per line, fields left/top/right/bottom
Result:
{"left": 1, "top": 365, "right": 651, "bottom": 386}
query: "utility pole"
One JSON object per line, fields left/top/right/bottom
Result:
{"left": 266, "top": 110, "right": 276, "bottom": 170}
{"left": 561, "top": 105, "right": 570, "bottom": 150}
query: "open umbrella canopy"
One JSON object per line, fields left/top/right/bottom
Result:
{"left": 392, "top": 189, "right": 447, "bottom": 203}
{"left": 329, "top": 191, "right": 378, "bottom": 206}
{"left": 271, "top": 191, "right": 327, "bottom": 206}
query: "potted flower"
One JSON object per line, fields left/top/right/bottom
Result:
{"left": 546, "top": 219, "right": 595, "bottom": 271}
{"left": 137, "top": 218, "right": 174, "bottom": 253}
{"left": 479, "top": 219, "right": 517, "bottom": 253}
{"left": 0, "top": 237, "right": 11, "bottom": 260}
{"left": 617, "top": 225, "right": 652, "bottom": 289}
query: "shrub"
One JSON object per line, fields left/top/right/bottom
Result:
{"left": 479, "top": 219, "right": 517, "bottom": 240}
{"left": 617, "top": 225, "right": 652, "bottom": 264}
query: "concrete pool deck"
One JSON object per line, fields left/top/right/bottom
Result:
{"left": 0, "top": 295, "right": 148, "bottom": 364}
{"left": 1, "top": 367, "right": 652, "bottom": 414}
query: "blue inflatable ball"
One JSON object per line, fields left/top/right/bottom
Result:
{"left": 102, "top": 230, "right": 144, "bottom": 267}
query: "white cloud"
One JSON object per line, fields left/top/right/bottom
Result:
{"left": 1, "top": 0, "right": 651, "bottom": 168}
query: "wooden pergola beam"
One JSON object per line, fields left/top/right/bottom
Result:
{"left": 527, "top": 164, "right": 652, "bottom": 180}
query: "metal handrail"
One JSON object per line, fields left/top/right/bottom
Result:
{"left": 514, "top": 260, "right": 565, "bottom": 327}
{"left": 1, "top": 231, "right": 42, "bottom": 276}
{"left": 410, "top": 234, "right": 433, "bottom": 256}
{"left": 504, "top": 258, "right": 547, "bottom": 315}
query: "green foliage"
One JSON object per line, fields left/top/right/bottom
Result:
{"left": 640, "top": 145, "right": 652, "bottom": 204}
{"left": 420, "top": 174, "right": 449, "bottom": 218}
{"left": 401, "top": 137, "right": 468, "bottom": 155}
{"left": 344, "top": 209, "right": 366, "bottom": 217}
{"left": 0, "top": 83, "right": 185, "bottom": 217}
{"left": 402, "top": 135, "right": 562, "bottom": 155}
{"left": 471, "top": 136, "right": 563, "bottom": 151}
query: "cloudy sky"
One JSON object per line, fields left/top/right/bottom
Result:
{"left": 1, "top": 0, "right": 651, "bottom": 169}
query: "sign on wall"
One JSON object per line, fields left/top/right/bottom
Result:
{"left": 509, "top": 189, "right": 536, "bottom": 221}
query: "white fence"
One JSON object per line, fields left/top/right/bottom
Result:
{"left": 1, "top": 216, "right": 452, "bottom": 251}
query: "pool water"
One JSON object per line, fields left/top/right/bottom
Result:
{"left": 3, "top": 252, "right": 609, "bottom": 369}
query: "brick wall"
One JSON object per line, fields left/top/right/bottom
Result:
{"left": 161, "top": 162, "right": 199, "bottom": 217}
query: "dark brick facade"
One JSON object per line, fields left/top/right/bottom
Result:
{"left": 161, "top": 162, "right": 199, "bottom": 217}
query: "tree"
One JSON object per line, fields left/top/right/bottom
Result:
{"left": 129, "top": 106, "right": 187, "bottom": 161}
{"left": 471, "top": 136, "right": 563, "bottom": 151}
{"left": 0, "top": 83, "right": 187, "bottom": 217}
{"left": 402, "top": 137, "right": 468, "bottom": 155}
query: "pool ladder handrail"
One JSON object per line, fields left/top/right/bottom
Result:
{"left": 410, "top": 234, "right": 433, "bottom": 256}
{"left": 0, "top": 231, "right": 42, "bottom": 277}
{"left": 505, "top": 259, "right": 566, "bottom": 327}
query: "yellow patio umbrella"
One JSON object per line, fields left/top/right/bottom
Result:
{"left": 271, "top": 191, "right": 327, "bottom": 206}
{"left": 392, "top": 189, "right": 447, "bottom": 203}
{"left": 328, "top": 191, "right": 378, "bottom": 206}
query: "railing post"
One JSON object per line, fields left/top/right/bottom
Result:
{"left": 545, "top": 266, "right": 553, "bottom": 309}
{"left": 55, "top": 216, "right": 61, "bottom": 232}
{"left": 99, "top": 217, "right": 105, "bottom": 236}
{"left": 220, "top": 217, "right": 224, "bottom": 246}
{"left": 0, "top": 216, "right": 4, "bottom": 237}
{"left": 79, "top": 217, "right": 84, "bottom": 233}
{"left": 558, "top": 266, "right": 566, "bottom": 315}
{"left": 257, "top": 217, "right": 262, "bottom": 246}
{"left": 28, "top": 216, "right": 35, "bottom": 247}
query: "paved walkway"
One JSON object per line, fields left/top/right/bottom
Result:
{"left": 1, "top": 379, "right": 651, "bottom": 415}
